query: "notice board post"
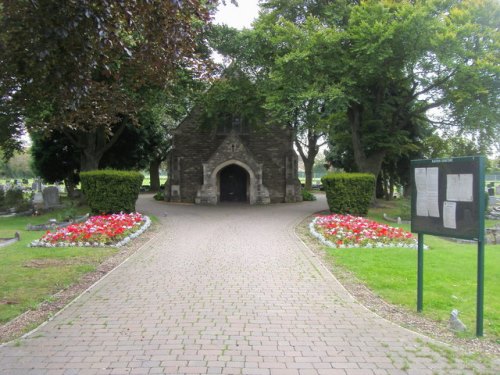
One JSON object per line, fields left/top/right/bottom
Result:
{"left": 410, "top": 156, "right": 486, "bottom": 337}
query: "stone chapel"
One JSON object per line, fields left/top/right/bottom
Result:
{"left": 165, "top": 106, "right": 303, "bottom": 205}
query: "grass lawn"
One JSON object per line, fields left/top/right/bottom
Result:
{"left": 0, "top": 208, "right": 118, "bottom": 325}
{"left": 141, "top": 176, "right": 167, "bottom": 187}
{"left": 324, "top": 200, "right": 500, "bottom": 342}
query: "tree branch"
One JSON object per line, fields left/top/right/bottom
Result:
{"left": 61, "top": 128, "right": 82, "bottom": 148}
{"left": 101, "top": 121, "right": 127, "bottom": 154}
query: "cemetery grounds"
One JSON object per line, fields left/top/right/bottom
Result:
{"left": 0, "top": 185, "right": 499, "bottom": 356}
{"left": 303, "top": 197, "right": 500, "bottom": 355}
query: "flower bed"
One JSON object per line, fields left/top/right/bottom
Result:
{"left": 30, "top": 212, "right": 151, "bottom": 248}
{"left": 310, "top": 214, "right": 417, "bottom": 249}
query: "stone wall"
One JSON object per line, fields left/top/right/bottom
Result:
{"left": 166, "top": 107, "right": 302, "bottom": 204}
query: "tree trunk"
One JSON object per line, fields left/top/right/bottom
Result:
{"left": 294, "top": 129, "right": 322, "bottom": 191}
{"left": 64, "top": 124, "right": 126, "bottom": 172}
{"left": 348, "top": 104, "right": 387, "bottom": 202}
{"left": 149, "top": 158, "right": 161, "bottom": 192}
{"left": 80, "top": 151, "right": 101, "bottom": 171}
{"left": 303, "top": 158, "right": 315, "bottom": 191}
{"left": 64, "top": 178, "right": 76, "bottom": 197}
{"left": 389, "top": 176, "right": 395, "bottom": 200}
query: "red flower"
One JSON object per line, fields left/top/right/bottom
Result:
{"left": 39, "top": 212, "right": 145, "bottom": 245}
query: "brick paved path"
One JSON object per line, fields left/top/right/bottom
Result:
{"left": 0, "top": 195, "right": 498, "bottom": 374}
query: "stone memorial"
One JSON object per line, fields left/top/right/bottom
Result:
{"left": 32, "top": 177, "right": 44, "bottom": 192}
{"left": 42, "top": 186, "right": 61, "bottom": 209}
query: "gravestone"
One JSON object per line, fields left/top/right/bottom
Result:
{"left": 42, "top": 186, "right": 60, "bottom": 209}
{"left": 32, "top": 177, "right": 44, "bottom": 192}
{"left": 496, "top": 185, "right": 500, "bottom": 195}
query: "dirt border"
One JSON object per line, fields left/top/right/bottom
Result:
{"left": 296, "top": 214, "right": 500, "bottom": 357}
{"left": 0, "top": 224, "right": 159, "bottom": 344}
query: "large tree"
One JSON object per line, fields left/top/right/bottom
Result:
{"left": 0, "top": 0, "right": 222, "bottom": 170}
{"left": 241, "top": 0, "right": 499, "bottom": 186}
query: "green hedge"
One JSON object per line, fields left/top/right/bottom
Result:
{"left": 80, "top": 170, "right": 144, "bottom": 214}
{"left": 321, "top": 173, "right": 375, "bottom": 215}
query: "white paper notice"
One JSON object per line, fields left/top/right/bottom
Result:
{"left": 447, "top": 173, "right": 473, "bottom": 202}
{"left": 446, "top": 174, "right": 460, "bottom": 201}
{"left": 459, "top": 174, "right": 473, "bottom": 202}
{"left": 426, "top": 167, "right": 440, "bottom": 217}
{"left": 415, "top": 168, "right": 428, "bottom": 217}
{"left": 443, "top": 201, "right": 457, "bottom": 229}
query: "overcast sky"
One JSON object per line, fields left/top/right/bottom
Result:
{"left": 214, "top": 1, "right": 261, "bottom": 29}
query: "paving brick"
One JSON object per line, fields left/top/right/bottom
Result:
{"left": 0, "top": 196, "right": 496, "bottom": 375}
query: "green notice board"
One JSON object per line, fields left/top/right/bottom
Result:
{"left": 410, "top": 156, "right": 485, "bottom": 240}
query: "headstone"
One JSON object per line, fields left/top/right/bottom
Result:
{"left": 489, "top": 196, "right": 496, "bottom": 206}
{"left": 42, "top": 186, "right": 60, "bottom": 209}
{"left": 32, "top": 192, "right": 44, "bottom": 210}
{"left": 32, "top": 177, "right": 43, "bottom": 192}
{"left": 496, "top": 185, "right": 500, "bottom": 195}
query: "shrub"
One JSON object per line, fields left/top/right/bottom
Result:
{"left": 153, "top": 191, "right": 164, "bottom": 201}
{"left": 5, "top": 188, "right": 24, "bottom": 208}
{"left": 0, "top": 188, "right": 5, "bottom": 209}
{"left": 80, "top": 170, "right": 144, "bottom": 214}
{"left": 321, "top": 173, "right": 375, "bottom": 215}
{"left": 301, "top": 189, "right": 316, "bottom": 201}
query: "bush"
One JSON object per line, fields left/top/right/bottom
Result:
{"left": 321, "top": 173, "right": 375, "bottom": 215}
{"left": 5, "top": 188, "right": 24, "bottom": 208}
{"left": 0, "top": 188, "right": 5, "bottom": 209}
{"left": 80, "top": 170, "right": 144, "bottom": 214}
{"left": 301, "top": 189, "right": 316, "bottom": 201}
{"left": 153, "top": 191, "right": 165, "bottom": 201}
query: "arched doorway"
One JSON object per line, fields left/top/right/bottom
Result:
{"left": 219, "top": 164, "right": 248, "bottom": 202}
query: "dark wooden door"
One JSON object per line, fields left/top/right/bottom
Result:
{"left": 220, "top": 165, "right": 247, "bottom": 202}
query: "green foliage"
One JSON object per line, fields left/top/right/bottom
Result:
{"left": 153, "top": 192, "right": 165, "bottom": 201}
{"left": 0, "top": 188, "right": 5, "bottom": 209}
{"left": 321, "top": 173, "right": 375, "bottom": 215}
{"left": 4, "top": 189, "right": 24, "bottom": 209}
{"left": 0, "top": 1, "right": 218, "bottom": 169}
{"left": 80, "top": 170, "right": 144, "bottom": 214}
{"left": 301, "top": 189, "right": 316, "bottom": 201}
{"left": 30, "top": 131, "right": 80, "bottom": 185}
{"left": 228, "top": 0, "right": 500, "bottom": 185}
{"left": 201, "top": 66, "right": 266, "bottom": 131}
{"left": 0, "top": 151, "right": 34, "bottom": 179}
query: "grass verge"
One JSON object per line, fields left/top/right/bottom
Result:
{"left": 314, "top": 199, "right": 499, "bottom": 345}
{"left": 0, "top": 205, "right": 156, "bottom": 343}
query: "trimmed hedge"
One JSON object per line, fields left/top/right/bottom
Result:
{"left": 80, "top": 170, "right": 144, "bottom": 214}
{"left": 321, "top": 173, "right": 375, "bottom": 215}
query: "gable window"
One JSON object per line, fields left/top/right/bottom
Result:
{"left": 216, "top": 113, "right": 249, "bottom": 135}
